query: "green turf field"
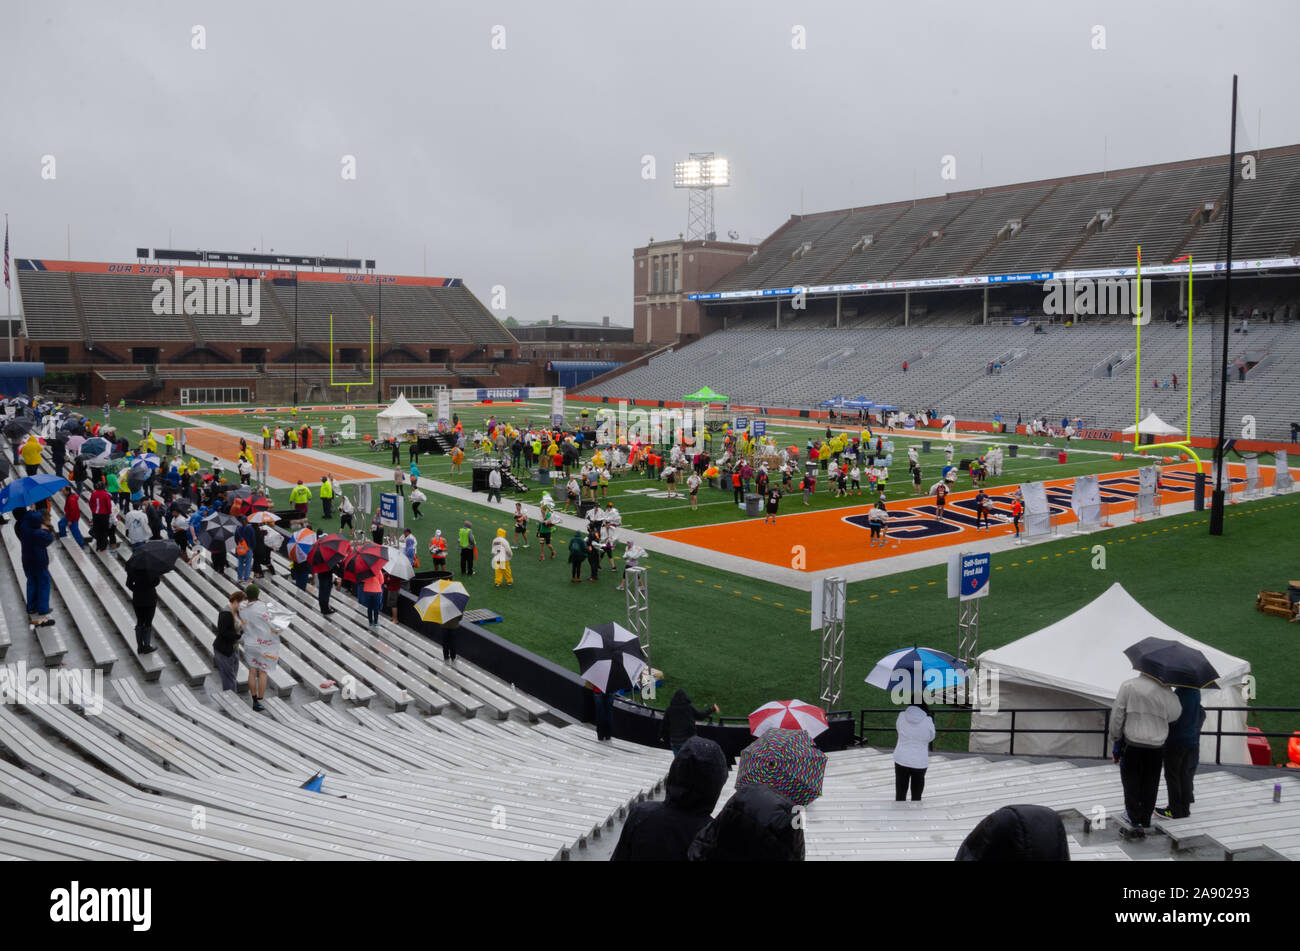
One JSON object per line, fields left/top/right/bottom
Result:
{"left": 97, "top": 399, "right": 1299, "bottom": 762}
{"left": 176, "top": 399, "right": 1173, "bottom": 535}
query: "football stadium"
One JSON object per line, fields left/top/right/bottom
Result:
{"left": 2, "top": 2, "right": 1299, "bottom": 916}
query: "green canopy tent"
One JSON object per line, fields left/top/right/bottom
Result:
{"left": 683, "top": 387, "right": 730, "bottom": 434}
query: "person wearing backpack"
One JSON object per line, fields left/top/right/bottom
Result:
{"left": 234, "top": 515, "right": 256, "bottom": 583}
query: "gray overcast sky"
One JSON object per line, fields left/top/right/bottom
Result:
{"left": 2, "top": 0, "right": 1296, "bottom": 326}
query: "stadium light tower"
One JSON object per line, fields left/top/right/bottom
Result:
{"left": 674, "top": 153, "right": 730, "bottom": 241}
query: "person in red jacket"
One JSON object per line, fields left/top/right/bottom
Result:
{"left": 89, "top": 482, "right": 114, "bottom": 551}
{"left": 57, "top": 486, "right": 86, "bottom": 548}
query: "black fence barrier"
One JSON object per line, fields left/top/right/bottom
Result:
{"left": 858, "top": 705, "right": 1300, "bottom": 766}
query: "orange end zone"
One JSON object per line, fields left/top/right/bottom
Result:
{"left": 654, "top": 462, "right": 1284, "bottom": 573}
{"left": 162, "top": 428, "right": 377, "bottom": 484}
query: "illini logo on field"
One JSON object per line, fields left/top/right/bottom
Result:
{"left": 151, "top": 269, "right": 261, "bottom": 325}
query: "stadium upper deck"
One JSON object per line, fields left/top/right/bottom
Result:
{"left": 702, "top": 144, "right": 1300, "bottom": 300}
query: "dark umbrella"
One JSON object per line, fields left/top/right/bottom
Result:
{"left": 1123, "top": 637, "right": 1221, "bottom": 689}
{"left": 126, "top": 467, "right": 152, "bottom": 490}
{"left": 572, "top": 621, "right": 647, "bottom": 694}
{"left": 169, "top": 499, "right": 194, "bottom": 514}
{"left": 81, "top": 437, "right": 110, "bottom": 457}
{"left": 0, "top": 474, "right": 70, "bottom": 513}
{"left": 307, "top": 534, "right": 352, "bottom": 574}
{"left": 200, "top": 512, "right": 239, "bottom": 544}
{"left": 0, "top": 456, "right": 9, "bottom": 477}
{"left": 2, "top": 419, "right": 33, "bottom": 439}
{"left": 126, "top": 539, "right": 182, "bottom": 580}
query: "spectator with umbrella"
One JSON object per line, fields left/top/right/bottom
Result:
{"left": 18, "top": 509, "right": 57, "bottom": 628}
{"left": 1158, "top": 686, "right": 1206, "bottom": 820}
{"left": 308, "top": 534, "right": 350, "bottom": 615}
{"left": 415, "top": 578, "right": 470, "bottom": 663}
{"left": 124, "top": 539, "right": 180, "bottom": 653}
{"left": 661, "top": 689, "right": 720, "bottom": 756}
{"left": 612, "top": 736, "right": 729, "bottom": 862}
{"left": 573, "top": 621, "right": 648, "bottom": 741}
{"left": 894, "top": 701, "right": 936, "bottom": 802}
{"left": 1110, "top": 638, "right": 1214, "bottom": 835}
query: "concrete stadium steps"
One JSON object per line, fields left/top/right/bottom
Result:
{"left": 0, "top": 676, "right": 671, "bottom": 861}
{"left": 706, "top": 747, "right": 1300, "bottom": 861}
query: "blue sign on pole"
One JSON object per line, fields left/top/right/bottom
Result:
{"left": 734, "top": 416, "right": 749, "bottom": 431}
{"left": 752, "top": 420, "right": 766, "bottom": 437}
{"left": 379, "top": 491, "right": 401, "bottom": 529}
{"left": 948, "top": 551, "right": 991, "bottom": 600}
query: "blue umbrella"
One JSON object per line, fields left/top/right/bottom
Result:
{"left": 135, "top": 452, "right": 162, "bottom": 470}
{"left": 866, "top": 646, "right": 969, "bottom": 692}
{"left": 80, "top": 437, "right": 110, "bottom": 457}
{"left": 0, "top": 474, "right": 70, "bottom": 513}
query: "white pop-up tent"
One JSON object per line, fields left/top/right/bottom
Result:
{"left": 1122, "top": 411, "right": 1183, "bottom": 436}
{"left": 970, "top": 583, "right": 1252, "bottom": 764}
{"left": 375, "top": 394, "right": 427, "bottom": 440}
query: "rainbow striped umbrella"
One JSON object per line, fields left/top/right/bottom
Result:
{"left": 735, "top": 728, "right": 827, "bottom": 806}
{"left": 748, "top": 700, "right": 829, "bottom": 739}
{"left": 288, "top": 528, "right": 317, "bottom": 564}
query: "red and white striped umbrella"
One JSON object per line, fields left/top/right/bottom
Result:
{"left": 747, "top": 699, "right": 829, "bottom": 739}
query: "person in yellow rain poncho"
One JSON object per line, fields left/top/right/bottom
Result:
{"left": 20, "top": 434, "right": 44, "bottom": 476}
{"left": 143, "top": 431, "right": 157, "bottom": 454}
{"left": 451, "top": 446, "right": 465, "bottom": 473}
{"left": 491, "top": 527, "right": 514, "bottom": 588}
{"left": 186, "top": 456, "right": 201, "bottom": 476}
{"left": 592, "top": 448, "right": 605, "bottom": 470}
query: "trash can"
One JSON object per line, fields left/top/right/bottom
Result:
{"left": 579, "top": 499, "right": 597, "bottom": 519}
{"left": 409, "top": 569, "right": 453, "bottom": 594}
{"left": 1287, "top": 581, "right": 1300, "bottom": 608}
{"left": 1008, "top": 444, "right": 1018, "bottom": 458}
{"left": 1058, "top": 451, "right": 1068, "bottom": 463}
{"left": 921, "top": 440, "right": 931, "bottom": 453}
{"left": 745, "top": 493, "right": 762, "bottom": 518}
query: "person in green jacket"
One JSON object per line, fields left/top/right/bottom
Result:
{"left": 458, "top": 520, "right": 476, "bottom": 576}
{"left": 289, "top": 479, "right": 312, "bottom": 517}
{"left": 319, "top": 474, "right": 334, "bottom": 519}
{"left": 568, "top": 531, "right": 587, "bottom": 583}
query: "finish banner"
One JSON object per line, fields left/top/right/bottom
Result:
{"left": 450, "top": 387, "right": 553, "bottom": 402}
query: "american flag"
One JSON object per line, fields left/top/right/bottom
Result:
{"left": 3, "top": 218, "right": 8, "bottom": 289}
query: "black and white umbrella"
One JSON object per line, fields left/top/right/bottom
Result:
{"left": 573, "top": 622, "right": 647, "bottom": 694}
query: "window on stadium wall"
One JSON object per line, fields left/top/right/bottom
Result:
{"left": 180, "top": 387, "right": 250, "bottom": 405}
{"left": 391, "top": 384, "right": 446, "bottom": 399}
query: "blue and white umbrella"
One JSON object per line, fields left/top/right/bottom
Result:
{"left": 866, "top": 646, "right": 969, "bottom": 691}
{"left": 134, "top": 452, "right": 162, "bottom": 471}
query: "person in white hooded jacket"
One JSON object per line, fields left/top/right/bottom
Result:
{"left": 893, "top": 703, "right": 936, "bottom": 801}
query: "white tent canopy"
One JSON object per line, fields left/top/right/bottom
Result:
{"left": 375, "top": 394, "right": 427, "bottom": 440}
{"left": 1122, "top": 411, "right": 1183, "bottom": 436}
{"left": 970, "top": 583, "right": 1252, "bottom": 764}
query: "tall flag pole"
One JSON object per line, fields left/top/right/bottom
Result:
{"left": 1210, "top": 75, "right": 1238, "bottom": 537}
{"left": 4, "top": 213, "right": 12, "bottom": 362}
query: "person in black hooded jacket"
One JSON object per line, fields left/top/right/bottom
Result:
{"left": 611, "top": 737, "right": 729, "bottom": 861}
{"left": 687, "top": 783, "right": 805, "bottom": 862}
{"left": 660, "top": 688, "right": 719, "bottom": 755}
{"left": 954, "top": 804, "right": 1070, "bottom": 861}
